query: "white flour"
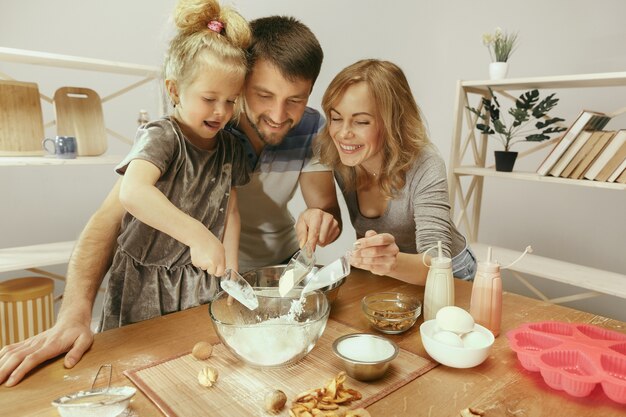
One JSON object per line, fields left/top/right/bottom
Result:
{"left": 286, "top": 297, "right": 306, "bottom": 320}
{"left": 224, "top": 298, "right": 324, "bottom": 366}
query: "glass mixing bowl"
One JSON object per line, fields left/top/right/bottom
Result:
{"left": 209, "top": 288, "right": 330, "bottom": 368}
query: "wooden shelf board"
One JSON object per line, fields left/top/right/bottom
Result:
{"left": 0, "top": 47, "right": 160, "bottom": 78}
{"left": 461, "top": 72, "right": 626, "bottom": 90}
{"left": 471, "top": 243, "right": 626, "bottom": 299}
{"left": 0, "top": 155, "right": 123, "bottom": 167}
{"left": 454, "top": 166, "right": 626, "bottom": 190}
{"left": 0, "top": 241, "right": 75, "bottom": 273}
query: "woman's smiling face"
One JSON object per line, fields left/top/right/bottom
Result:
{"left": 328, "top": 82, "right": 383, "bottom": 171}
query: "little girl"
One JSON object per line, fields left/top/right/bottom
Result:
{"left": 100, "top": 0, "right": 251, "bottom": 330}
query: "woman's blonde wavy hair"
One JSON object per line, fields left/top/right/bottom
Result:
{"left": 317, "top": 59, "right": 431, "bottom": 199}
{"left": 164, "top": 0, "right": 250, "bottom": 99}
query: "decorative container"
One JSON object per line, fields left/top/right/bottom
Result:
{"left": 507, "top": 321, "right": 626, "bottom": 404}
{"left": 494, "top": 150, "right": 518, "bottom": 172}
{"left": 489, "top": 62, "right": 509, "bottom": 80}
{"left": 0, "top": 277, "right": 54, "bottom": 347}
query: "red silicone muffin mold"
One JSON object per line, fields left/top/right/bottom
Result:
{"left": 507, "top": 321, "right": 626, "bottom": 404}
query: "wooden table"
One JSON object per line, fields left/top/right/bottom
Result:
{"left": 2, "top": 269, "right": 625, "bottom": 416}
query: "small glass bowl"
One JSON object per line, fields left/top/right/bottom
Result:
{"left": 361, "top": 292, "right": 422, "bottom": 334}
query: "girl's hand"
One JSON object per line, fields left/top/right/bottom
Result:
{"left": 350, "top": 230, "right": 399, "bottom": 276}
{"left": 189, "top": 228, "right": 226, "bottom": 277}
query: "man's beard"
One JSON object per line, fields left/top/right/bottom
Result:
{"left": 245, "top": 111, "right": 291, "bottom": 146}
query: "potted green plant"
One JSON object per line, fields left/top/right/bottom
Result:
{"left": 467, "top": 88, "right": 567, "bottom": 172}
{"left": 482, "top": 28, "right": 518, "bottom": 79}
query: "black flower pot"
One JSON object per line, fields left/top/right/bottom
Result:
{"left": 494, "top": 151, "right": 518, "bottom": 172}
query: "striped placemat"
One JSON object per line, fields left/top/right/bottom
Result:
{"left": 124, "top": 319, "right": 435, "bottom": 416}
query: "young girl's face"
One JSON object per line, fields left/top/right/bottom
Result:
{"left": 328, "top": 82, "right": 383, "bottom": 171}
{"left": 172, "top": 67, "right": 244, "bottom": 148}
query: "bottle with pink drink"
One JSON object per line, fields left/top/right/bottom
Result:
{"left": 470, "top": 246, "right": 532, "bottom": 337}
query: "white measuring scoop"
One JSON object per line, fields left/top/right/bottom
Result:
{"left": 301, "top": 251, "right": 352, "bottom": 296}
{"left": 220, "top": 269, "right": 259, "bottom": 310}
{"left": 278, "top": 247, "right": 316, "bottom": 297}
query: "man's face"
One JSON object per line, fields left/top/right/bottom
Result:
{"left": 242, "top": 59, "right": 313, "bottom": 146}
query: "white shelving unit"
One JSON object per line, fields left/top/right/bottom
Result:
{"left": 448, "top": 71, "right": 626, "bottom": 304}
{"left": 0, "top": 241, "right": 76, "bottom": 273}
{"left": 0, "top": 155, "right": 123, "bottom": 167}
{"left": 0, "top": 47, "right": 161, "bottom": 289}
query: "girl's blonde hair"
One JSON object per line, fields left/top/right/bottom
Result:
{"left": 164, "top": 0, "right": 250, "bottom": 90}
{"left": 317, "top": 59, "right": 431, "bottom": 199}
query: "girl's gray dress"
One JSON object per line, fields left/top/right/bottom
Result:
{"left": 100, "top": 117, "right": 249, "bottom": 331}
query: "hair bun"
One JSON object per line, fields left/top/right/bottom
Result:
{"left": 173, "top": 0, "right": 249, "bottom": 48}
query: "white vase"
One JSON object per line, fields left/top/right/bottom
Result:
{"left": 489, "top": 62, "right": 509, "bottom": 80}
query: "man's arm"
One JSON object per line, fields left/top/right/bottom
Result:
{"left": 0, "top": 178, "right": 126, "bottom": 387}
{"left": 61, "top": 178, "right": 126, "bottom": 328}
{"left": 296, "top": 171, "right": 342, "bottom": 250}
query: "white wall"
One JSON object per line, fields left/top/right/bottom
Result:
{"left": 1, "top": 0, "right": 625, "bottom": 321}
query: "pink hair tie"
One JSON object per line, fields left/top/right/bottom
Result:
{"left": 207, "top": 20, "right": 224, "bottom": 34}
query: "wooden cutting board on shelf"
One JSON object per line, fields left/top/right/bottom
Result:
{"left": 0, "top": 80, "right": 45, "bottom": 156}
{"left": 53, "top": 86, "right": 107, "bottom": 156}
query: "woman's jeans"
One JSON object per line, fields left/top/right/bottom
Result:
{"left": 452, "top": 245, "right": 477, "bottom": 281}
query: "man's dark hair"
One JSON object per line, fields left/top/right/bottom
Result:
{"left": 248, "top": 16, "right": 323, "bottom": 86}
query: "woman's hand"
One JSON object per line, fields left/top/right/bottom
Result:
{"left": 350, "top": 230, "right": 400, "bottom": 276}
{"left": 189, "top": 227, "right": 225, "bottom": 277}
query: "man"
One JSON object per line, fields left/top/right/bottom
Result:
{"left": 233, "top": 16, "right": 340, "bottom": 272}
{"left": 0, "top": 16, "right": 340, "bottom": 387}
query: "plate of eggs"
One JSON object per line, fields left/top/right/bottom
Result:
{"left": 420, "top": 306, "right": 495, "bottom": 368}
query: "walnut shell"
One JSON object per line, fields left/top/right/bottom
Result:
{"left": 198, "top": 366, "right": 218, "bottom": 387}
{"left": 192, "top": 341, "right": 213, "bottom": 360}
{"left": 264, "top": 389, "right": 287, "bottom": 413}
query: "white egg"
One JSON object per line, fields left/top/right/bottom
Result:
{"left": 432, "top": 330, "right": 464, "bottom": 347}
{"left": 436, "top": 306, "right": 475, "bottom": 334}
{"left": 462, "top": 331, "right": 490, "bottom": 349}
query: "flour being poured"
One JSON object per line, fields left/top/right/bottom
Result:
{"left": 223, "top": 297, "right": 324, "bottom": 366}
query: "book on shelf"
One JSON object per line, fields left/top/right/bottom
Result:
{"left": 593, "top": 131, "right": 626, "bottom": 181}
{"left": 616, "top": 167, "right": 626, "bottom": 184}
{"left": 560, "top": 130, "right": 604, "bottom": 178}
{"left": 607, "top": 158, "right": 626, "bottom": 183}
{"left": 569, "top": 131, "right": 616, "bottom": 179}
{"left": 548, "top": 130, "right": 593, "bottom": 177}
{"left": 536, "top": 110, "right": 611, "bottom": 176}
{"left": 583, "top": 130, "right": 626, "bottom": 181}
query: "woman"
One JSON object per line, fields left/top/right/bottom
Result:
{"left": 316, "top": 59, "right": 476, "bottom": 284}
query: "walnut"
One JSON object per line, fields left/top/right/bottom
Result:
{"left": 198, "top": 366, "right": 218, "bottom": 387}
{"left": 192, "top": 341, "right": 213, "bottom": 360}
{"left": 460, "top": 407, "right": 485, "bottom": 417}
{"left": 264, "top": 389, "right": 287, "bottom": 414}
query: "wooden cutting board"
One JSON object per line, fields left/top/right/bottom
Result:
{"left": 0, "top": 80, "right": 45, "bottom": 156}
{"left": 53, "top": 86, "right": 107, "bottom": 156}
{"left": 125, "top": 319, "right": 437, "bottom": 417}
